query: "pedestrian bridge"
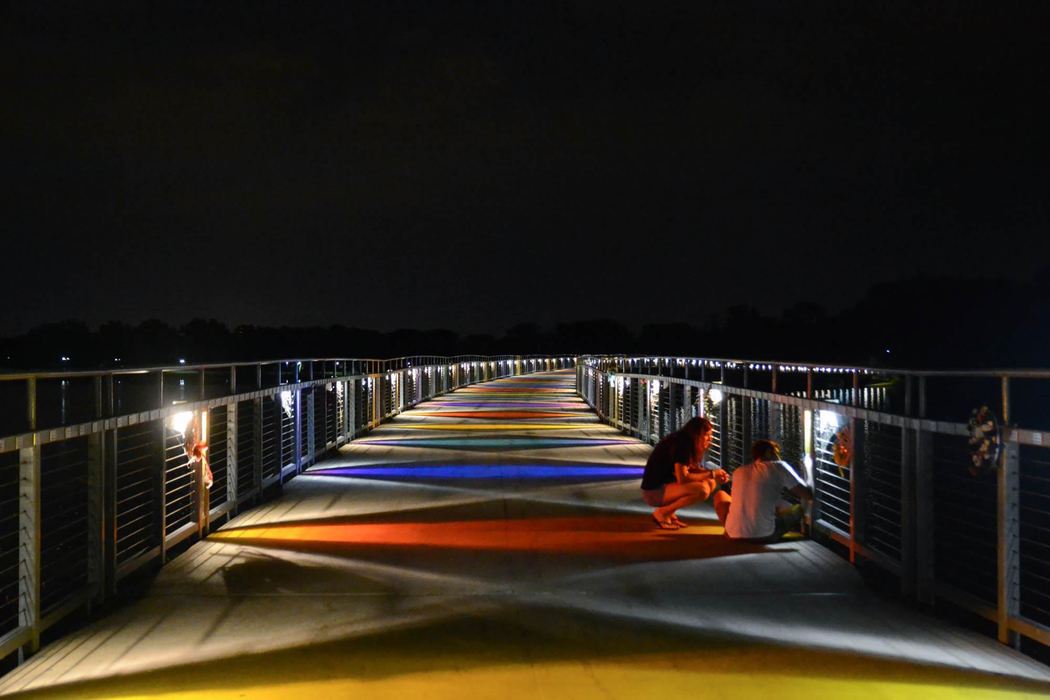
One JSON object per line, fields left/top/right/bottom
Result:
{"left": 0, "top": 357, "right": 1049, "bottom": 698}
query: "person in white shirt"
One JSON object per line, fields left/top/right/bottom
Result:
{"left": 723, "top": 439, "right": 813, "bottom": 542}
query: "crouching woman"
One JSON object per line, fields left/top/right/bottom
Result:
{"left": 640, "top": 417, "right": 730, "bottom": 530}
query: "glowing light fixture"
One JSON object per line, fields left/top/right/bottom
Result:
{"left": 708, "top": 388, "right": 724, "bottom": 404}
{"left": 819, "top": 409, "right": 841, "bottom": 428}
{"left": 280, "top": 390, "right": 294, "bottom": 417}
{"left": 169, "top": 410, "right": 194, "bottom": 434}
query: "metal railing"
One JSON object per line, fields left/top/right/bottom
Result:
{"left": 0, "top": 354, "right": 574, "bottom": 664}
{"left": 577, "top": 355, "right": 1050, "bottom": 653}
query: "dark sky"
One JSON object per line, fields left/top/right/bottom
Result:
{"left": 3, "top": 1, "right": 1048, "bottom": 336}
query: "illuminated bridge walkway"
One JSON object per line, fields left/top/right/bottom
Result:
{"left": 1, "top": 370, "right": 1049, "bottom": 698}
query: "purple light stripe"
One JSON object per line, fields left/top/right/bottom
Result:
{"left": 420, "top": 402, "right": 590, "bottom": 409}
{"left": 310, "top": 464, "right": 644, "bottom": 479}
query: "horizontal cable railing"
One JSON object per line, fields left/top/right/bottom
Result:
{"left": 577, "top": 354, "right": 1050, "bottom": 655}
{"left": 0, "top": 354, "right": 574, "bottom": 666}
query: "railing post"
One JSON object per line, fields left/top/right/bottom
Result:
{"left": 905, "top": 375, "right": 913, "bottom": 417}
{"left": 226, "top": 401, "right": 238, "bottom": 509}
{"left": 900, "top": 419, "right": 917, "bottom": 599}
{"left": 197, "top": 414, "right": 209, "bottom": 537}
{"left": 741, "top": 367, "right": 752, "bottom": 458}
{"left": 849, "top": 414, "right": 863, "bottom": 565}
{"left": 344, "top": 379, "right": 352, "bottom": 440}
{"left": 26, "top": 377, "right": 36, "bottom": 433}
{"left": 18, "top": 444, "right": 41, "bottom": 657}
{"left": 849, "top": 371, "right": 860, "bottom": 564}
{"left": 294, "top": 389, "right": 303, "bottom": 475}
{"left": 307, "top": 387, "right": 316, "bottom": 468}
{"left": 770, "top": 366, "right": 778, "bottom": 436}
{"left": 914, "top": 424, "right": 935, "bottom": 605}
{"left": 998, "top": 376, "right": 1020, "bottom": 647}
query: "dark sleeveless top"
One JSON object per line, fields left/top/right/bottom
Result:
{"left": 640, "top": 431, "right": 695, "bottom": 490}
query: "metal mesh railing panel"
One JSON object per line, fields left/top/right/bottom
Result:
{"left": 0, "top": 451, "right": 17, "bottom": 636}
{"left": 298, "top": 389, "right": 310, "bottom": 461}
{"left": 40, "top": 437, "right": 90, "bottom": 616}
{"left": 725, "top": 395, "right": 745, "bottom": 469}
{"left": 773, "top": 403, "right": 804, "bottom": 471}
{"left": 932, "top": 431, "right": 997, "bottom": 606}
{"left": 860, "top": 419, "right": 903, "bottom": 563}
{"left": 623, "top": 381, "right": 635, "bottom": 429}
{"left": 236, "top": 399, "right": 257, "bottom": 496}
{"left": 163, "top": 427, "right": 195, "bottom": 537}
{"left": 261, "top": 397, "right": 280, "bottom": 482}
{"left": 750, "top": 398, "right": 771, "bottom": 443}
{"left": 115, "top": 421, "right": 159, "bottom": 566}
{"left": 208, "top": 406, "right": 228, "bottom": 509}
{"left": 381, "top": 378, "right": 392, "bottom": 417}
{"left": 704, "top": 390, "right": 723, "bottom": 469}
{"left": 1020, "top": 444, "right": 1050, "bottom": 628}
{"left": 313, "top": 387, "right": 325, "bottom": 456}
{"left": 659, "top": 385, "right": 671, "bottom": 438}
{"left": 813, "top": 410, "right": 851, "bottom": 535}
{"left": 280, "top": 393, "right": 296, "bottom": 471}
{"left": 325, "top": 383, "right": 337, "bottom": 446}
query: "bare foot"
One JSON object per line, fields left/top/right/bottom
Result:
{"left": 651, "top": 514, "right": 679, "bottom": 530}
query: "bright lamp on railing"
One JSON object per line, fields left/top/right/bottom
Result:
{"left": 708, "top": 388, "right": 724, "bottom": 404}
{"left": 280, "top": 390, "right": 294, "bottom": 417}
{"left": 169, "top": 410, "right": 194, "bottom": 434}
{"left": 819, "top": 409, "right": 841, "bottom": 429}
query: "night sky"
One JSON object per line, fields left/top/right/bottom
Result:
{"left": 3, "top": 1, "right": 1048, "bottom": 337}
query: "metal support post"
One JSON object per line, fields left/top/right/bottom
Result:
{"left": 998, "top": 377, "right": 1020, "bottom": 647}
{"left": 306, "top": 388, "right": 315, "bottom": 468}
{"left": 294, "top": 390, "right": 303, "bottom": 475}
{"left": 226, "top": 402, "right": 238, "bottom": 508}
{"left": 914, "top": 426, "right": 935, "bottom": 604}
{"left": 900, "top": 424, "right": 917, "bottom": 599}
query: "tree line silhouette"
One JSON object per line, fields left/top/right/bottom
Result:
{"left": 3, "top": 274, "right": 1048, "bottom": 371}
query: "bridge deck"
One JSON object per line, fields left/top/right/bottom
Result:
{"left": 2, "top": 369, "right": 1049, "bottom": 698}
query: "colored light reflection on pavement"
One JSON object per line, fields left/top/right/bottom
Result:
{"left": 5, "top": 369, "right": 1049, "bottom": 700}
{"left": 422, "top": 402, "right": 589, "bottom": 409}
{"left": 310, "top": 464, "right": 643, "bottom": 479}
{"left": 384, "top": 423, "right": 601, "bottom": 431}
{"left": 211, "top": 516, "right": 729, "bottom": 558}
{"left": 352, "top": 437, "right": 634, "bottom": 448}
{"left": 410, "top": 411, "right": 585, "bottom": 419}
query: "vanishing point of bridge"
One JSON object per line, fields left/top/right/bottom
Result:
{"left": 0, "top": 357, "right": 1048, "bottom": 697}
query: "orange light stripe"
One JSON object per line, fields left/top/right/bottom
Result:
{"left": 211, "top": 517, "right": 729, "bottom": 559}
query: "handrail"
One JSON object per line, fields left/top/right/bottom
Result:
{"left": 0, "top": 354, "right": 576, "bottom": 668}
{"left": 576, "top": 354, "right": 1050, "bottom": 656}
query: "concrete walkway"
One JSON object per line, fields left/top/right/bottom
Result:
{"left": 1, "top": 369, "right": 1049, "bottom": 698}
